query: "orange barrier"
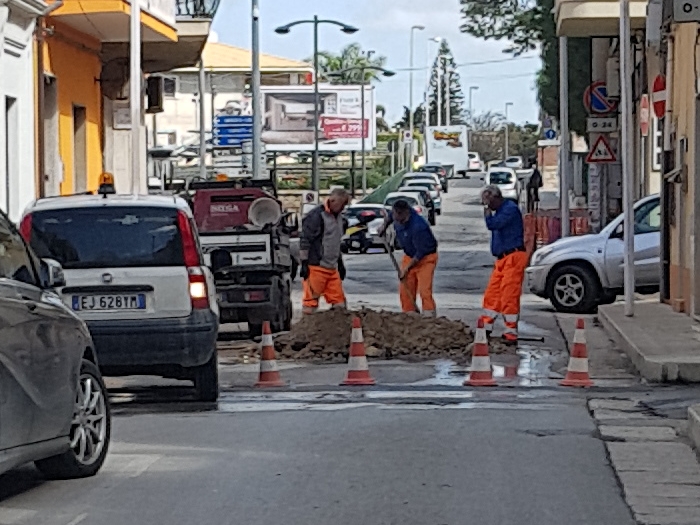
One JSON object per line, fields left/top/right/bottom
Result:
{"left": 465, "top": 319, "right": 496, "bottom": 387}
{"left": 254, "top": 322, "right": 285, "bottom": 388}
{"left": 341, "top": 317, "right": 376, "bottom": 386}
{"left": 525, "top": 211, "right": 590, "bottom": 258}
{"left": 561, "top": 318, "right": 594, "bottom": 387}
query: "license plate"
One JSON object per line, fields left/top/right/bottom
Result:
{"left": 72, "top": 294, "right": 146, "bottom": 311}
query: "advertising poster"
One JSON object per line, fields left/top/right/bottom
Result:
{"left": 260, "top": 85, "right": 375, "bottom": 152}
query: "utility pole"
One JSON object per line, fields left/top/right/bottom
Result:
{"left": 445, "top": 68, "right": 451, "bottom": 125}
{"left": 409, "top": 25, "right": 424, "bottom": 165}
{"left": 312, "top": 15, "right": 320, "bottom": 191}
{"left": 436, "top": 56, "right": 442, "bottom": 127}
{"left": 198, "top": 59, "right": 207, "bottom": 180}
{"left": 620, "top": 0, "right": 635, "bottom": 316}
{"left": 504, "top": 102, "right": 513, "bottom": 158}
{"left": 559, "top": 36, "right": 570, "bottom": 238}
{"left": 251, "top": 0, "right": 262, "bottom": 179}
{"left": 130, "top": 0, "right": 142, "bottom": 193}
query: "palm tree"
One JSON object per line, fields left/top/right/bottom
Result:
{"left": 311, "top": 43, "right": 388, "bottom": 84}
{"left": 376, "top": 104, "right": 390, "bottom": 132}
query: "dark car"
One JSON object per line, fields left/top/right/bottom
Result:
{"left": 1, "top": 210, "right": 110, "bottom": 479}
{"left": 418, "top": 162, "right": 449, "bottom": 193}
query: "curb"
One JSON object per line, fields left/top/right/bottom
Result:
{"left": 598, "top": 306, "right": 665, "bottom": 382}
{"left": 689, "top": 404, "right": 700, "bottom": 454}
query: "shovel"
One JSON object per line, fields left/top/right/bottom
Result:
{"left": 381, "top": 236, "right": 420, "bottom": 314}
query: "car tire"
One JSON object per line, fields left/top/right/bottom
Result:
{"left": 340, "top": 244, "right": 349, "bottom": 254}
{"left": 249, "top": 322, "right": 263, "bottom": 338}
{"left": 291, "top": 258, "right": 298, "bottom": 281}
{"left": 548, "top": 264, "right": 601, "bottom": 314}
{"left": 35, "top": 359, "right": 111, "bottom": 480}
{"left": 599, "top": 290, "right": 618, "bottom": 305}
{"left": 429, "top": 212, "right": 436, "bottom": 226}
{"left": 193, "top": 352, "right": 219, "bottom": 402}
{"left": 436, "top": 209, "right": 442, "bottom": 216}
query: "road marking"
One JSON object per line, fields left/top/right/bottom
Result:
{"left": 64, "top": 514, "right": 88, "bottom": 525}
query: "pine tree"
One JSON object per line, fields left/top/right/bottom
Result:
{"left": 427, "top": 40, "right": 466, "bottom": 127}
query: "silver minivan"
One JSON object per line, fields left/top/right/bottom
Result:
{"left": 0, "top": 209, "right": 110, "bottom": 479}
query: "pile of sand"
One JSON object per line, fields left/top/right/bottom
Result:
{"left": 273, "top": 308, "right": 511, "bottom": 363}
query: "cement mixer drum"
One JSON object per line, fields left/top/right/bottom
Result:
{"left": 248, "top": 197, "right": 282, "bottom": 227}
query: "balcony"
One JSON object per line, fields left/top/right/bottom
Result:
{"left": 100, "top": 0, "right": 220, "bottom": 73}
{"left": 556, "top": 0, "right": 648, "bottom": 37}
{"left": 51, "top": 0, "right": 178, "bottom": 43}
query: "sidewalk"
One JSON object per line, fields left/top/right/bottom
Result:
{"left": 599, "top": 300, "right": 700, "bottom": 382}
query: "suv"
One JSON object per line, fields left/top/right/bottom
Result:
{"left": 0, "top": 209, "right": 111, "bottom": 479}
{"left": 20, "top": 179, "right": 220, "bottom": 401}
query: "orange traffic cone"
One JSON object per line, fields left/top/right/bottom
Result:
{"left": 341, "top": 317, "right": 376, "bottom": 386}
{"left": 561, "top": 318, "right": 593, "bottom": 387}
{"left": 465, "top": 318, "right": 496, "bottom": 386}
{"left": 254, "top": 321, "right": 285, "bottom": 388}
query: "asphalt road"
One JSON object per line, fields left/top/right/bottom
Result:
{"left": 0, "top": 176, "right": 652, "bottom": 525}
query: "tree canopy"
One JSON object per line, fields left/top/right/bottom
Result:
{"left": 459, "top": 0, "right": 590, "bottom": 135}
{"left": 426, "top": 40, "right": 466, "bottom": 126}
{"left": 312, "top": 44, "right": 388, "bottom": 84}
{"left": 469, "top": 111, "right": 539, "bottom": 163}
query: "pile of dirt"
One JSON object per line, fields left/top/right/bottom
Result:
{"left": 273, "top": 308, "right": 512, "bottom": 363}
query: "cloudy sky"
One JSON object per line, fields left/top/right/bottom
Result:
{"left": 211, "top": 0, "right": 540, "bottom": 125}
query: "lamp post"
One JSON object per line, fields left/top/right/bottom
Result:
{"left": 409, "top": 25, "right": 424, "bottom": 164}
{"left": 275, "top": 17, "right": 358, "bottom": 192}
{"left": 468, "top": 86, "right": 478, "bottom": 149}
{"left": 130, "top": 0, "right": 141, "bottom": 193}
{"left": 251, "top": 0, "right": 262, "bottom": 179}
{"left": 424, "top": 37, "right": 441, "bottom": 133}
{"left": 329, "top": 65, "right": 395, "bottom": 197}
{"left": 504, "top": 101, "right": 513, "bottom": 159}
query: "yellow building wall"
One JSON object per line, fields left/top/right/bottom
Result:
{"left": 43, "top": 22, "right": 103, "bottom": 194}
{"left": 668, "top": 22, "right": 697, "bottom": 312}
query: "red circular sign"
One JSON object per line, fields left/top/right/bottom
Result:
{"left": 652, "top": 75, "right": 666, "bottom": 119}
{"left": 640, "top": 95, "right": 650, "bottom": 137}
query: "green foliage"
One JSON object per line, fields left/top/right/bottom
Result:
{"left": 313, "top": 44, "right": 388, "bottom": 84}
{"left": 427, "top": 40, "right": 466, "bottom": 126}
{"left": 469, "top": 111, "right": 539, "bottom": 162}
{"left": 459, "top": 0, "right": 590, "bottom": 135}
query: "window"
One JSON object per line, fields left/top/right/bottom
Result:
{"left": 385, "top": 196, "right": 418, "bottom": 208}
{"left": 0, "top": 215, "right": 36, "bottom": 286}
{"left": 163, "top": 77, "right": 177, "bottom": 98}
{"left": 489, "top": 172, "right": 513, "bottom": 185}
{"left": 29, "top": 206, "right": 185, "bottom": 269}
{"left": 634, "top": 200, "right": 661, "bottom": 234}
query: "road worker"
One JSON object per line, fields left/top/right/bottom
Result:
{"left": 382, "top": 199, "right": 439, "bottom": 316}
{"left": 299, "top": 188, "right": 350, "bottom": 314}
{"left": 480, "top": 185, "right": 528, "bottom": 344}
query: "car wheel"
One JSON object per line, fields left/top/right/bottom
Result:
{"left": 249, "top": 322, "right": 263, "bottom": 338}
{"left": 600, "top": 290, "right": 618, "bottom": 305}
{"left": 35, "top": 359, "right": 111, "bottom": 480}
{"left": 291, "top": 258, "right": 298, "bottom": 281}
{"left": 429, "top": 212, "right": 436, "bottom": 226}
{"left": 436, "top": 209, "right": 441, "bottom": 216}
{"left": 548, "top": 265, "right": 601, "bottom": 314}
{"left": 193, "top": 352, "right": 219, "bottom": 402}
{"left": 340, "top": 244, "right": 349, "bottom": 254}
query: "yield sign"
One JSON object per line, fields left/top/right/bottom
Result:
{"left": 586, "top": 135, "right": 616, "bottom": 163}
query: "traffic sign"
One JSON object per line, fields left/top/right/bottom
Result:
{"left": 652, "top": 75, "right": 666, "bottom": 118}
{"left": 213, "top": 136, "right": 246, "bottom": 147}
{"left": 674, "top": 0, "right": 700, "bottom": 22}
{"left": 586, "top": 116, "right": 617, "bottom": 133}
{"left": 544, "top": 129, "right": 556, "bottom": 140}
{"left": 403, "top": 130, "right": 413, "bottom": 143}
{"left": 640, "top": 95, "right": 650, "bottom": 137}
{"left": 586, "top": 135, "right": 617, "bottom": 163}
{"left": 583, "top": 81, "right": 618, "bottom": 115}
{"left": 215, "top": 115, "right": 253, "bottom": 126}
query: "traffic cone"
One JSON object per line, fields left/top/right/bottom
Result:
{"left": 561, "top": 318, "right": 593, "bottom": 387}
{"left": 254, "top": 321, "right": 285, "bottom": 388}
{"left": 465, "top": 318, "right": 496, "bottom": 387}
{"left": 341, "top": 317, "right": 376, "bottom": 386}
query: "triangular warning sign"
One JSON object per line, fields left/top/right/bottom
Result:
{"left": 586, "top": 135, "right": 616, "bottom": 163}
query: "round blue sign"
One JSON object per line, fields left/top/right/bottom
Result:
{"left": 544, "top": 129, "right": 556, "bottom": 140}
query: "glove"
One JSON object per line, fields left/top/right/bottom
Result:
{"left": 300, "top": 260, "right": 309, "bottom": 280}
{"left": 338, "top": 258, "right": 346, "bottom": 281}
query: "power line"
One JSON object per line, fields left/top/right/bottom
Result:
{"left": 393, "top": 55, "right": 539, "bottom": 73}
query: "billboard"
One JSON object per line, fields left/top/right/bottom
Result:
{"left": 260, "top": 85, "right": 375, "bottom": 152}
{"left": 425, "top": 125, "right": 469, "bottom": 172}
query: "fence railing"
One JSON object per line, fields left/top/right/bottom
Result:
{"left": 176, "top": 0, "right": 220, "bottom": 18}
{"left": 138, "top": 0, "right": 176, "bottom": 26}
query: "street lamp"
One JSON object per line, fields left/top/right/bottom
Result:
{"left": 468, "top": 86, "right": 478, "bottom": 149}
{"left": 408, "top": 25, "right": 424, "bottom": 164}
{"left": 329, "top": 65, "right": 395, "bottom": 197}
{"left": 504, "top": 101, "right": 513, "bottom": 159}
{"left": 275, "top": 17, "right": 359, "bottom": 192}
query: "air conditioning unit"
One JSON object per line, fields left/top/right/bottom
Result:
{"left": 146, "top": 76, "right": 164, "bottom": 114}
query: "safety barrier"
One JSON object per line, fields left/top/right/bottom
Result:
{"left": 524, "top": 210, "right": 590, "bottom": 258}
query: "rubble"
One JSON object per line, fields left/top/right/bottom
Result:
{"left": 271, "top": 308, "right": 512, "bottom": 363}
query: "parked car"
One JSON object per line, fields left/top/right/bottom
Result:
{"left": 398, "top": 186, "right": 436, "bottom": 225}
{"left": 505, "top": 156, "right": 524, "bottom": 169}
{"left": 418, "top": 162, "right": 449, "bottom": 193}
{"left": 402, "top": 172, "right": 442, "bottom": 187}
{"left": 20, "top": 175, "right": 220, "bottom": 401}
{"left": 401, "top": 179, "right": 442, "bottom": 216}
{"left": 468, "top": 152, "right": 483, "bottom": 172}
{"left": 383, "top": 192, "right": 431, "bottom": 224}
{"left": 0, "top": 209, "right": 111, "bottom": 479}
{"left": 486, "top": 168, "right": 521, "bottom": 202}
{"left": 526, "top": 194, "right": 661, "bottom": 313}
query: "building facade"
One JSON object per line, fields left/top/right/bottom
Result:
{"left": 0, "top": 0, "right": 47, "bottom": 221}
{"left": 151, "top": 41, "right": 312, "bottom": 150}
{"left": 38, "top": 0, "right": 218, "bottom": 196}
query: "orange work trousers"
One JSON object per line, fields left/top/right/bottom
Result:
{"left": 302, "top": 265, "right": 346, "bottom": 314}
{"left": 480, "top": 251, "right": 529, "bottom": 341}
{"left": 400, "top": 253, "right": 438, "bottom": 315}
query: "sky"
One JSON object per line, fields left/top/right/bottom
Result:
{"left": 211, "top": 0, "right": 541, "bottom": 126}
